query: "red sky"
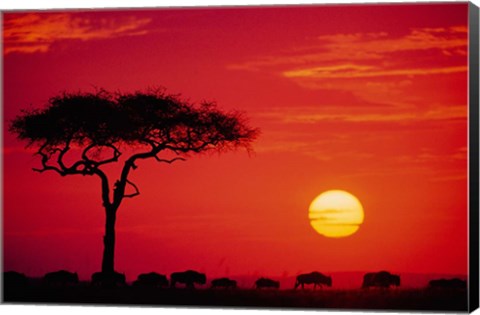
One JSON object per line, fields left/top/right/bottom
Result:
{"left": 2, "top": 3, "right": 469, "bottom": 282}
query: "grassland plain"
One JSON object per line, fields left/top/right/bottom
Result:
{"left": 4, "top": 283, "right": 467, "bottom": 311}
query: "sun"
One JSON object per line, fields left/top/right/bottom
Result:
{"left": 308, "top": 190, "right": 364, "bottom": 238}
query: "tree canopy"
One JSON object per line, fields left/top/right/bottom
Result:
{"left": 10, "top": 89, "right": 259, "bottom": 177}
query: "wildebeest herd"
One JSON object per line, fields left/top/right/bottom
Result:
{"left": 3, "top": 269, "right": 467, "bottom": 290}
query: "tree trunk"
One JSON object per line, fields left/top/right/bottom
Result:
{"left": 101, "top": 208, "right": 117, "bottom": 274}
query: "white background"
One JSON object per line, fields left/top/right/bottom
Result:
{"left": 1, "top": 0, "right": 479, "bottom": 315}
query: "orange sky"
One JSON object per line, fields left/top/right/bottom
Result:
{"left": 2, "top": 3, "right": 469, "bottom": 282}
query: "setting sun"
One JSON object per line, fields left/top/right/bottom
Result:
{"left": 309, "top": 190, "right": 364, "bottom": 238}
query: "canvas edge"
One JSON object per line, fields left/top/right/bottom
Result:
{"left": 0, "top": 2, "right": 476, "bottom": 313}
{"left": 0, "top": 10, "right": 5, "bottom": 304}
{"left": 469, "top": 1, "right": 480, "bottom": 313}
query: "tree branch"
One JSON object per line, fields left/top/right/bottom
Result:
{"left": 32, "top": 141, "right": 113, "bottom": 207}
{"left": 56, "top": 138, "right": 72, "bottom": 170}
{"left": 33, "top": 165, "right": 64, "bottom": 175}
{"left": 153, "top": 156, "right": 186, "bottom": 164}
{"left": 123, "top": 179, "right": 140, "bottom": 198}
{"left": 33, "top": 144, "right": 65, "bottom": 176}
{"left": 82, "top": 143, "right": 121, "bottom": 167}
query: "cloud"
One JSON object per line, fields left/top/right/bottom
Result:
{"left": 394, "top": 147, "right": 468, "bottom": 165}
{"left": 253, "top": 103, "right": 466, "bottom": 168}
{"left": 227, "top": 25, "right": 468, "bottom": 114}
{"left": 228, "top": 26, "right": 467, "bottom": 72}
{"left": 283, "top": 65, "right": 467, "bottom": 79}
{"left": 3, "top": 13, "right": 152, "bottom": 55}
{"left": 262, "top": 138, "right": 400, "bottom": 164}
{"left": 257, "top": 105, "right": 466, "bottom": 124}
{"left": 314, "top": 26, "right": 467, "bottom": 59}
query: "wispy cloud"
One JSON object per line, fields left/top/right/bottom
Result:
{"left": 228, "top": 26, "right": 467, "bottom": 107}
{"left": 3, "top": 13, "right": 152, "bottom": 55}
{"left": 229, "top": 26, "right": 467, "bottom": 72}
{"left": 257, "top": 105, "right": 466, "bottom": 124}
{"left": 254, "top": 105, "right": 466, "bottom": 166}
{"left": 313, "top": 26, "right": 467, "bottom": 59}
{"left": 284, "top": 65, "right": 467, "bottom": 80}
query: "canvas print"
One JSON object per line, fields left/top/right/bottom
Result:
{"left": 2, "top": 2, "right": 479, "bottom": 312}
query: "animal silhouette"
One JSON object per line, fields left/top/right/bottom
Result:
{"left": 210, "top": 277, "right": 237, "bottom": 289}
{"left": 170, "top": 270, "right": 206, "bottom": 288}
{"left": 255, "top": 277, "right": 280, "bottom": 289}
{"left": 362, "top": 271, "right": 400, "bottom": 288}
{"left": 133, "top": 272, "right": 169, "bottom": 287}
{"left": 43, "top": 270, "right": 79, "bottom": 286}
{"left": 429, "top": 278, "right": 466, "bottom": 289}
{"left": 91, "top": 271, "right": 126, "bottom": 286}
{"left": 295, "top": 271, "right": 332, "bottom": 289}
{"left": 4, "top": 271, "right": 28, "bottom": 288}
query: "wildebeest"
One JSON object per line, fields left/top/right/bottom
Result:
{"left": 295, "top": 271, "right": 332, "bottom": 289}
{"left": 91, "top": 271, "right": 126, "bottom": 286}
{"left": 43, "top": 270, "right": 79, "bottom": 286}
{"left": 255, "top": 277, "right": 280, "bottom": 289}
{"left": 211, "top": 277, "right": 237, "bottom": 289}
{"left": 4, "top": 271, "right": 28, "bottom": 288}
{"left": 429, "top": 278, "right": 466, "bottom": 289}
{"left": 170, "top": 270, "right": 206, "bottom": 288}
{"left": 133, "top": 272, "right": 169, "bottom": 288}
{"left": 362, "top": 271, "right": 400, "bottom": 288}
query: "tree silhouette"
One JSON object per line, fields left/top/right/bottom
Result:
{"left": 10, "top": 89, "right": 258, "bottom": 283}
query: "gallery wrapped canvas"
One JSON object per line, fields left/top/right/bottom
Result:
{"left": 1, "top": 1, "right": 479, "bottom": 312}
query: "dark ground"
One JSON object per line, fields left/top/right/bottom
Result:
{"left": 3, "top": 283, "right": 468, "bottom": 311}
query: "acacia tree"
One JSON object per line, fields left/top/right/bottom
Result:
{"left": 10, "top": 89, "right": 258, "bottom": 278}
